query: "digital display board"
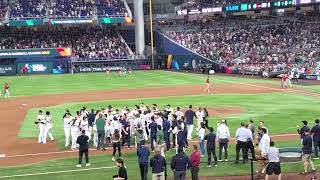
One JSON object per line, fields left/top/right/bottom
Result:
{"left": 188, "top": 9, "right": 201, "bottom": 14}
{"left": 202, "top": 7, "right": 223, "bottom": 13}
{"left": 9, "top": 19, "right": 44, "bottom": 26}
{"left": 225, "top": 5, "right": 240, "bottom": 11}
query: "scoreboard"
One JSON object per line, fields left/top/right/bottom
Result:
{"left": 177, "top": 0, "right": 316, "bottom": 14}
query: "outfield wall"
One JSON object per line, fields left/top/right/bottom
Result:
{"left": 0, "top": 48, "right": 71, "bottom": 75}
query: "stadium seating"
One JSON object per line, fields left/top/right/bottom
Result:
{"left": 0, "top": 27, "right": 132, "bottom": 60}
{"left": 10, "top": 0, "right": 47, "bottom": 19}
{"left": 49, "top": 0, "right": 94, "bottom": 18}
{"left": 166, "top": 16, "right": 320, "bottom": 72}
{"left": 6, "top": 0, "right": 126, "bottom": 19}
{"left": 0, "top": 1, "right": 8, "bottom": 19}
{"left": 97, "top": 0, "right": 127, "bottom": 17}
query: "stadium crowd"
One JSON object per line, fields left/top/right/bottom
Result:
{"left": 0, "top": 1, "right": 7, "bottom": 19}
{"left": 1, "top": 0, "right": 126, "bottom": 19}
{"left": 167, "top": 19, "right": 320, "bottom": 74}
{"left": 49, "top": 0, "right": 94, "bottom": 18}
{"left": 10, "top": 0, "right": 47, "bottom": 19}
{"left": 97, "top": 0, "right": 127, "bottom": 17}
{"left": 0, "top": 27, "right": 131, "bottom": 59}
{"left": 35, "top": 103, "right": 319, "bottom": 179}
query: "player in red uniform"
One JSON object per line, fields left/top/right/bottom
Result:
{"left": 281, "top": 73, "right": 289, "bottom": 88}
{"left": 4, "top": 82, "right": 9, "bottom": 98}
{"left": 204, "top": 76, "right": 211, "bottom": 93}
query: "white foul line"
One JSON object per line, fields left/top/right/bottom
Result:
{"left": 4, "top": 148, "right": 108, "bottom": 158}
{"left": 0, "top": 166, "right": 115, "bottom": 179}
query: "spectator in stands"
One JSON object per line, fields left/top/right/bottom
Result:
{"left": 167, "top": 16, "right": 320, "bottom": 74}
{"left": 10, "top": 0, "right": 47, "bottom": 19}
{"left": 0, "top": 27, "right": 131, "bottom": 60}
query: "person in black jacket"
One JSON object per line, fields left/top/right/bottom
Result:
{"left": 298, "top": 120, "right": 310, "bottom": 139}
{"left": 171, "top": 115, "right": 178, "bottom": 148}
{"left": 177, "top": 126, "right": 186, "bottom": 152}
{"left": 205, "top": 127, "right": 217, "bottom": 167}
{"left": 76, "top": 130, "right": 90, "bottom": 167}
{"left": 113, "top": 158, "right": 128, "bottom": 180}
{"left": 171, "top": 147, "right": 191, "bottom": 180}
{"left": 150, "top": 149, "right": 167, "bottom": 180}
{"left": 301, "top": 129, "right": 316, "bottom": 175}
{"left": 149, "top": 116, "right": 158, "bottom": 151}
{"left": 311, "top": 119, "right": 320, "bottom": 159}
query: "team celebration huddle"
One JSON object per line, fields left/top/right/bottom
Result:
{"left": 35, "top": 103, "right": 315, "bottom": 180}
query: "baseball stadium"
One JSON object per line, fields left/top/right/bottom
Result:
{"left": 0, "top": 0, "right": 320, "bottom": 180}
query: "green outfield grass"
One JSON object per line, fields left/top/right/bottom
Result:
{"left": 0, "top": 70, "right": 319, "bottom": 97}
{"left": 0, "top": 140, "right": 313, "bottom": 180}
{"left": 19, "top": 92, "right": 320, "bottom": 149}
{"left": 0, "top": 71, "right": 211, "bottom": 97}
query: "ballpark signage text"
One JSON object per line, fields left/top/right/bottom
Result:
{"left": 0, "top": 48, "right": 72, "bottom": 58}
{"left": 0, "top": 65, "right": 16, "bottom": 76}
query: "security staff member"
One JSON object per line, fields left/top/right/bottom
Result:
{"left": 311, "top": 119, "right": 320, "bottom": 159}
{"left": 76, "top": 130, "right": 90, "bottom": 167}
{"left": 205, "top": 127, "right": 217, "bottom": 167}
{"left": 235, "top": 122, "right": 250, "bottom": 164}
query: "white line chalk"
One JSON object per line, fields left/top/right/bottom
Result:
{"left": 0, "top": 166, "right": 115, "bottom": 179}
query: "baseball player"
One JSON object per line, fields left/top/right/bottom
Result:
{"left": 36, "top": 110, "right": 46, "bottom": 144}
{"left": 281, "top": 73, "right": 289, "bottom": 88}
{"left": 106, "top": 67, "right": 110, "bottom": 76}
{"left": 174, "top": 107, "right": 184, "bottom": 121}
{"left": 81, "top": 116, "right": 90, "bottom": 137}
{"left": 71, "top": 112, "right": 82, "bottom": 150}
{"left": 63, "top": 112, "right": 73, "bottom": 147}
{"left": 3, "top": 82, "right": 9, "bottom": 98}
{"left": 44, "top": 111, "right": 54, "bottom": 142}
{"left": 204, "top": 76, "right": 211, "bottom": 93}
{"left": 196, "top": 107, "right": 205, "bottom": 132}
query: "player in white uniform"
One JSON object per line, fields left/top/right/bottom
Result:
{"left": 175, "top": 107, "right": 184, "bottom": 121}
{"left": 63, "top": 113, "right": 73, "bottom": 147}
{"left": 36, "top": 110, "right": 46, "bottom": 144}
{"left": 44, "top": 111, "right": 54, "bottom": 143}
{"left": 196, "top": 107, "right": 205, "bottom": 132}
{"left": 165, "top": 105, "right": 174, "bottom": 114}
{"left": 70, "top": 112, "right": 82, "bottom": 150}
{"left": 81, "top": 116, "right": 90, "bottom": 137}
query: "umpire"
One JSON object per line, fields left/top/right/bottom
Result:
{"left": 76, "top": 130, "right": 90, "bottom": 167}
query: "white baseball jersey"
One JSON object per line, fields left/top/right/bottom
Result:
{"left": 37, "top": 114, "right": 46, "bottom": 124}
{"left": 196, "top": 111, "right": 205, "bottom": 122}
{"left": 64, "top": 116, "right": 74, "bottom": 129}
{"left": 175, "top": 111, "right": 184, "bottom": 120}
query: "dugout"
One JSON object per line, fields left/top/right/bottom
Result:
{"left": 0, "top": 48, "right": 72, "bottom": 76}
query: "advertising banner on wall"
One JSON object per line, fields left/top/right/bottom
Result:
{"left": 9, "top": 19, "right": 44, "bottom": 27}
{"left": 79, "top": 66, "right": 122, "bottom": 72}
{"left": 17, "top": 62, "right": 53, "bottom": 74}
{"left": 0, "top": 65, "right": 16, "bottom": 76}
{"left": 0, "top": 48, "right": 72, "bottom": 58}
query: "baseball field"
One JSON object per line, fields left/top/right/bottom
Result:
{"left": 1, "top": 70, "right": 320, "bottom": 179}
